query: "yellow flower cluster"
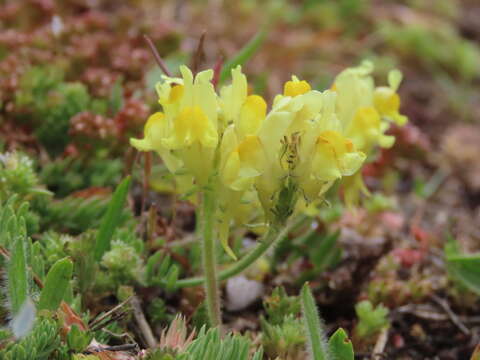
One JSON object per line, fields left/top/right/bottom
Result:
{"left": 332, "top": 61, "right": 407, "bottom": 206}
{"left": 131, "top": 62, "right": 407, "bottom": 257}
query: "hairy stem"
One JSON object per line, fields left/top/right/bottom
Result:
{"left": 201, "top": 187, "right": 222, "bottom": 328}
{"left": 175, "top": 217, "right": 297, "bottom": 288}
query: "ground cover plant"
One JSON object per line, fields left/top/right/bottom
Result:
{"left": 1, "top": 0, "right": 480, "bottom": 359}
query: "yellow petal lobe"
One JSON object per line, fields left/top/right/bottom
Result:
{"left": 283, "top": 78, "right": 311, "bottom": 97}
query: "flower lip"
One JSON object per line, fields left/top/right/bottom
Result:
{"left": 283, "top": 76, "right": 312, "bottom": 97}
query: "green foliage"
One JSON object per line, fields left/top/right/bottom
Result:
{"left": 0, "top": 318, "right": 60, "bottom": 360}
{"left": 66, "top": 324, "right": 93, "bottom": 353}
{"left": 0, "top": 152, "right": 48, "bottom": 202}
{"left": 298, "top": 284, "right": 356, "bottom": 359}
{"left": 147, "top": 298, "right": 170, "bottom": 325}
{"left": 146, "top": 251, "right": 181, "bottom": 292}
{"left": 299, "top": 231, "right": 341, "bottom": 284}
{"left": 94, "top": 176, "right": 131, "bottom": 261}
{"left": 260, "top": 287, "right": 305, "bottom": 359}
{"left": 1, "top": 197, "right": 31, "bottom": 316}
{"left": 328, "top": 328, "right": 354, "bottom": 360}
{"left": 183, "top": 327, "right": 263, "bottom": 360}
{"left": 109, "top": 77, "right": 124, "bottom": 115}
{"left": 36, "top": 82, "right": 91, "bottom": 155}
{"left": 353, "top": 300, "right": 389, "bottom": 339}
{"left": 13, "top": 64, "right": 127, "bottom": 155}
{"left": 66, "top": 231, "right": 96, "bottom": 294}
{"left": 15, "top": 65, "right": 92, "bottom": 155}
{"left": 271, "top": 178, "right": 299, "bottom": 223}
{"left": 40, "top": 156, "right": 124, "bottom": 198}
{"left": 15, "top": 66, "right": 64, "bottom": 109}
{"left": 36, "top": 231, "right": 71, "bottom": 268}
{"left": 263, "top": 286, "right": 301, "bottom": 325}
{"left": 261, "top": 315, "right": 306, "bottom": 359}
{"left": 219, "top": 27, "right": 269, "bottom": 84}
{"left": 302, "top": 0, "right": 368, "bottom": 32}
{"left": 38, "top": 257, "right": 73, "bottom": 311}
{"left": 445, "top": 237, "right": 480, "bottom": 296}
{"left": 7, "top": 234, "right": 29, "bottom": 315}
{"left": 379, "top": 21, "right": 480, "bottom": 80}
{"left": 191, "top": 302, "right": 209, "bottom": 330}
{"left": 100, "top": 241, "right": 143, "bottom": 287}
{"left": 275, "top": 228, "right": 341, "bottom": 284}
{"left": 39, "top": 197, "right": 113, "bottom": 234}
{"left": 301, "top": 283, "right": 330, "bottom": 360}
{"left": 145, "top": 326, "right": 263, "bottom": 360}
{"left": 15, "top": 65, "right": 89, "bottom": 154}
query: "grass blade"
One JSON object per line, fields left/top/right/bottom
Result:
{"left": 93, "top": 176, "right": 131, "bottom": 261}
{"left": 219, "top": 27, "right": 268, "bottom": 84}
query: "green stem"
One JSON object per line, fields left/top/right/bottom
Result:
{"left": 201, "top": 188, "right": 222, "bottom": 328}
{"left": 175, "top": 218, "right": 295, "bottom": 288}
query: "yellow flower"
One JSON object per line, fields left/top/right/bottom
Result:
{"left": 218, "top": 67, "right": 270, "bottom": 192}
{"left": 311, "top": 131, "right": 366, "bottom": 181}
{"left": 162, "top": 105, "right": 217, "bottom": 149}
{"left": 131, "top": 66, "right": 220, "bottom": 187}
{"left": 161, "top": 66, "right": 218, "bottom": 150}
{"left": 346, "top": 106, "right": 395, "bottom": 152}
{"left": 343, "top": 171, "right": 370, "bottom": 208}
{"left": 130, "top": 112, "right": 182, "bottom": 174}
{"left": 237, "top": 95, "right": 267, "bottom": 139}
{"left": 332, "top": 62, "right": 407, "bottom": 207}
{"left": 219, "top": 65, "right": 248, "bottom": 126}
{"left": 283, "top": 76, "right": 311, "bottom": 97}
{"left": 373, "top": 69, "right": 407, "bottom": 126}
{"left": 217, "top": 66, "right": 271, "bottom": 257}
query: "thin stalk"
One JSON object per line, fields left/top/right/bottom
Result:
{"left": 201, "top": 188, "right": 222, "bottom": 328}
{"left": 175, "top": 218, "right": 295, "bottom": 288}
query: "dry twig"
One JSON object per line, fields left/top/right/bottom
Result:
{"left": 430, "top": 294, "right": 470, "bottom": 336}
{"left": 131, "top": 295, "right": 157, "bottom": 348}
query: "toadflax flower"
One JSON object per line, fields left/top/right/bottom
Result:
{"left": 219, "top": 69, "right": 366, "bottom": 224}
{"left": 130, "top": 62, "right": 406, "bottom": 257}
{"left": 131, "top": 65, "right": 219, "bottom": 186}
{"left": 332, "top": 61, "right": 408, "bottom": 206}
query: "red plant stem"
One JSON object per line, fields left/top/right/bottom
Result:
{"left": 143, "top": 34, "right": 172, "bottom": 77}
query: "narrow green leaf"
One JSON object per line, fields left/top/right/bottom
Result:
{"left": 445, "top": 237, "right": 480, "bottom": 295}
{"left": 328, "top": 328, "right": 354, "bottom": 360}
{"left": 158, "top": 254, "right": 171, "bottom": 276}
{"left": 38, "top": 257, "right": 73, "bottom": 311}
{"left": 165, "top": 264, "right": 179, "bottom": 293}
{"left": 17, "top": 202, "right": 30, "bottom": 220}
{"left": 301, "top": 283, "right": 330, "bottom": 360}
{"left": 109, "top": 76, "right": 124, "bottom": 115}
{"left": 145, "top": 251, "right": 163, "bottom": 283}
{"left": 6, "top": 215, "right": 18, "bottom": 247}
{"left": 8, "top": 236, "right": 28, "bottom": 315}
{"left": 93, "top": 176, "right": 131, "bottom": 261}
{"left": 31, "top": 242, "right": 45, "bottom": 281}
{"left": 447, "top": 256, "right": 480, "bottom": 295}
{"left": 219, "top": 27, "right": 269, "bottom": 84}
